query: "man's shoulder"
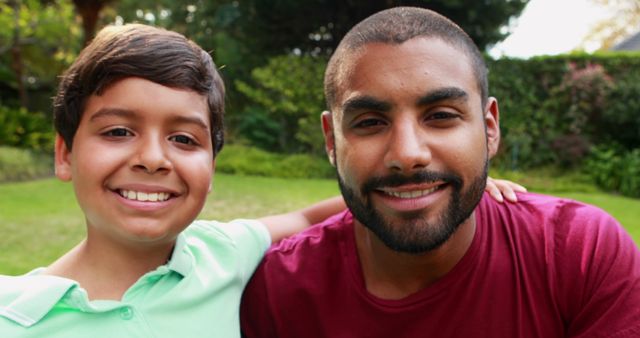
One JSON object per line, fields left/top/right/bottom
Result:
{"left": 265, "top": 210, "right": 353, "bottom": 258}
{"left": 480, "top": 191, "right": 616, "bottom": 226}
{"left": 478, "top": 191, "right": 632, "bottom": 260}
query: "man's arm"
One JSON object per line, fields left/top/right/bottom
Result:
{"left": 259, "top": 177, "right": 526, "bottom": 243}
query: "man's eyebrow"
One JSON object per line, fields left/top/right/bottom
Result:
{"left": 416, "top": 87, "right": 468, "bottom": 106}
{"left": 341, "top": 96, "right": 392, "bottom": 116}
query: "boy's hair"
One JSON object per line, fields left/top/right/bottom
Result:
{"left": 324, "top": 7, "right": 488, "bottom": 111}
{"left": 53, "top": 24, "right": 225, "bottom": 155}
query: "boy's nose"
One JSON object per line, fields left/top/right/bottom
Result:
{"left": 131, "top": 137, "right": 172, "bottom": 174}
{"left": 384, "top": 120, "right": 431, "bottom": 174}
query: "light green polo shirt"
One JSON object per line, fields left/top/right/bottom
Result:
{"left": 0, "top": 219, "right": 270, "bottom": 338}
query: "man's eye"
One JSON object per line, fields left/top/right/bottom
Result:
{"left": 170, "top": 135, "right": 196, "bottom": 145}
{"left": 353, "top": 119, "right": 386, "bottom": 128}
{"left": 103, "top": 128, "right": 132, "bottom": 137}
{"left": 428, "top": 112, "right": 457, "bottom": 120}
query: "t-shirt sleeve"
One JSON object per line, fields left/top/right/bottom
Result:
{"left": 192, "top": 218, "right": 271, "bottom": 284}
{"left": 553, "top": 203, "right": 640, "bottom": 337}
{"left": 220, "top": 219, "right": 272, "bottom": 283}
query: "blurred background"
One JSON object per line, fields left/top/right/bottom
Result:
{"left": 0, "top": 0, "right": 639, "bottom": 273}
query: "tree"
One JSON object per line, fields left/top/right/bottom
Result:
{"left": 93, "top": 0, "right": 531, "bottom": 154}
{"left": 583, "top": 0, "right": 640, "bottom": 50}
{"left": 71, "top": 0, "right": 114, "bottom": 46}
{"left": 0, "top": 0, "right": 80, "bottom": 109}
{"left": 232, "top": 0, "right": 530, "bottom": 56}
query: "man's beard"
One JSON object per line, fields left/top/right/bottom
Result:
{"left": 337, "top": 161, "right": 488, "bottom": 254}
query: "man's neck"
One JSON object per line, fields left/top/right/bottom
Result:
{"left": 354, "top": 214, "right": 476, "bottom": 300}
{"left": 44, "top": 233, "right": 175, "bottom": 301}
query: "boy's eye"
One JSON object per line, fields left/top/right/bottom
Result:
{"left": 103, "top": 128, "right": 132, "bottom": 137}
{"left": 170, "top": 134, "right": 196, "bottom": 145}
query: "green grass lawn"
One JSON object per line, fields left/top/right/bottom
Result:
{"left": 1, "top": 173, "right": 639, "bottom": 275}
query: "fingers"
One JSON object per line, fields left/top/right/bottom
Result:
{"left": 486, "top": 177, "right": 527, "bottom": 203}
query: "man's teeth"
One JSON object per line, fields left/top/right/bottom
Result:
{"left": 385, "top": 186, "right": 438, "bottom": 199}
{"left": 119, "top": 190, "right": 170, "bottom": 202}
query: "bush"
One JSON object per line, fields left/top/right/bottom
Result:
{"left": 585, "top": 146, "right": 640, "bottom": 198}
{"left": 234, "top": 54, "right": 327, "bottom": 155}
{"left": 0, "top": 105, "right": 54, "bottom": 152}
{"left": 215, "top": 144, "right": 334, "bottom": 179}
{"left": 0, "top": 146, "right": 53, "bottom": 182}
{"left": 489, "top": 53, "right": 640, "bottom": 170}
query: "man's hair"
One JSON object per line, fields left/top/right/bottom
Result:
{"left": 53, "top": 24, "right": 225, "bottom": 155}
{"left": 324, "top": 7, "right": 488, "bottom": 111}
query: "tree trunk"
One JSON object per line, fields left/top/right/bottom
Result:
{"left": 73, "top": 0, "right": 110, "bottom": 46}
{"left": 9, "top": 0, "right": 28, "bottom": 108}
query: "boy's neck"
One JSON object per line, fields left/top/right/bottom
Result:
{"left": 45, "top": 237, "right": 175, "bottom": 301}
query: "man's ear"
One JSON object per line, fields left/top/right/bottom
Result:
{"left": 484, "top": 97, "right": 501, "bottom": 159}
{"left": 54, "top": 134, "right": 72, "bottom": 182}
{"left": 321, "top": 111, "right": 336, "bottom": 167}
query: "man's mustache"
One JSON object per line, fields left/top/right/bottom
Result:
{"left": 361, "top": 171, "right": 463, "bottom": 195}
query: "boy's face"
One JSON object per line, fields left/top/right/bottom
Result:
{"left": 55, "top": 77, "right": 214, "bottom": 247}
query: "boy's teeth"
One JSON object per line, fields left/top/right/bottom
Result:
{"left": 119, "top": 190, "right": 170, "bottom": 202}
{"left": 385, "top": 186, "right": 438, "bottom": 199}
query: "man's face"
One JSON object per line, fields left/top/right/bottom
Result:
{"left": 55, "top": 77, "right": 214, "bottom": 248}
{"left": 323, "top": 37, "right": 500, "bottom": 254}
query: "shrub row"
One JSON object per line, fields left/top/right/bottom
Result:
{"left": 0, "top": 105, "right": 54, "bottom": 152}
{"left": 586, "top": 146, "right": 640, "bottom": 198}
{"left": 215, "top": 144, "right": 334, "bottom": 179}
{"left": 489, "top": 53, "right": 640, "bottom": 171}
{"left": 0, "top": 146, "right": 54, "bottom": 183}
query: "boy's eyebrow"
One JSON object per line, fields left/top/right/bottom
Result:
{"left": 341, "top": 96, "right": 392, "bottom": 116}
{"left": 89, "top": 108, "right": 210, "bottom": 131}
{"left": 169, "top": 115, "right": 211, "bottom": 132}
{"left": 416, "top": 87, "right": 468, "bottom": 106}
{"left": 89, "top": 107, "right": 136, "bottom": 121}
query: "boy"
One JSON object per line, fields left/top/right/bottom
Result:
{"left": 0, "top": 24, "right": 521, "bottom": 337}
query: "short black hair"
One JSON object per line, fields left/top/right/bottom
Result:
{"left": 324, "top": 7, "right": 488, "bottom": 111}
{"left": 53, "top": 24, "right": 226, "bottom": 155}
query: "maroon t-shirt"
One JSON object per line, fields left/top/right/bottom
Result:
{"left": 241, "top": 192, "right": 640, "bottom": 337}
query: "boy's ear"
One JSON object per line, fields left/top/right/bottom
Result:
{"left": 54, "top": 134, "right": 72, "bottom": 182}
{"left": 484, "top": 97, "right": 501, "bottom": 159}
{"left": 321, "top": 111, "right": 336, "bottom": 167}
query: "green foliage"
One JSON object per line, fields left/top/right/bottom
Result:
{"left": 586, "top": 146, "right": 640, "bottom": 198}
{"left": 489, "top": 53, "right": 640, "bottom": 171}
{"left": 0, "top": 105, "right": 54, "bottom": 151}
{"left": 234, "top": 54, "right": 326, "bottom": 154}
{"left": 0, "top": 146, "right": 53, "bottom": 183}
{"left": 0, "top": 0, "right": 81, "bottom": 107}
{"left": 215, "top": 144, "right": 334, "bottom": 179}
{"left": 107, "top": 0, "right": 529, "bottom": 148}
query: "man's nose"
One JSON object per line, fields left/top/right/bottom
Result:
{"left": 384, "top": 119, "right": 431, "bottom": 174}
{"left": 130, "top": 135, "right": 172, "bottom": 174}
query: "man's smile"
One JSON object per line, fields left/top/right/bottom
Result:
{"left": 377, "top": 183, "right": 445, "bottom": 199}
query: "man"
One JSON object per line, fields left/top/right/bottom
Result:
{"left": 241, "top": 7, "right": 640, "bottom": 337}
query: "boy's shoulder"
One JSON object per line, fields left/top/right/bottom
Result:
{"left": 185, "top": 218, "right": 270, "bottom": 247}
{"left": 0, "top": 271, "right": 77, "bottom": 327}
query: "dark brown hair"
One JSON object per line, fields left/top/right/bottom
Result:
{"left": 53, "top": 24, "right": 225, "bottom": 154}
{"left": 324, "top": 7, "right": 488, "bottom": 111}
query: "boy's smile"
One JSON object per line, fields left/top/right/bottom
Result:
{"left": 55, "top": 77, "right": 214, "bottom": 248}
